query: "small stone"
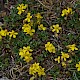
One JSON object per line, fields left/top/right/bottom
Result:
{"left": 0, "top": 77, "right": 9, "bottom": 80}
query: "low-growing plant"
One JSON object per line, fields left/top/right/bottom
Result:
{"left": 0, "top": 0, "right": 80, "bottom": 80}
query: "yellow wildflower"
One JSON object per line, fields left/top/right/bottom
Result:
{"left": 50, "top": 24, "right": 61, "bottom": 33}
{"left": 38, "top": 24, "right": 46, "bottom": 31}
{"left": 29, "top": 62, "right": 45, "bottom": 76}
{"left": 22, "top": 24, "right": 35, "bottom": 36}
{"left": 0, "top": 29, "right": 8, "bottom": 36}
{"left": 29, "top": 62, "right": 40, "bottom": 75}
{"left": 29, "top": 66, "right": 36, "bottom": 75}
{"left": 62, "top": 62, "right": 66, "bottom": 67}
{"left": 61, "top": 9, "right": 68, "bottom": 16}
{"left": 38, "top": 66, "right": 45, "bottom": 76}
{"left": 35, "top": 13, "right": 43, "bottom": 24}
{"left": 61, "top": 52, "right": 69, "bottom": 61}
{"left": 24, "top": 51, "right": 32, "bottom": 57}
{"left": 66, "top": 44, "right": 78, "bottom": 52}
{"left": 24, "top": 53, "right": 33, "bottom": 62}
{"left": 22, "top": 24, "right": 30, "bottom": 30}
{"left": 61, "top": 7, "right": 72, "bottom": 16}
{"left": 76, "top": 61, "right": 80, "bottom": 71}
{"left": 67, "top": 7, "right": 72, "bottom": 14}
{"left": 54, "top": 56, "right": 60, "bottom": 63}
{"left": 19, "top": 51, "right": 33, "bottom": 62}
{"left": 17, "top": 3, "right": 28, "bottom": 15}
{"left": 19, "top": 46, "right": 33, "bottom": 62}
{"left": 23, "top": 46, "right": 33, "bottom": 52}
{"left": 0, "top": 29, "right": 8, "bottom": 40}
{"left": 19, "top": 46, "right": 33, "bottom": 56}
{"left": 35, "top": 13, "right": 43, "bottom": 19}
{"left": 8, "top": 30, "right": 18, "bottom": 39}
{"left": 24, "top": 13, "right": 32, "bottom": 22}
{"left": 19, "top": 48, "right": 26, "bottom": 58}
{"left": 45, "top": 42, "right": 56, "bottom": 53}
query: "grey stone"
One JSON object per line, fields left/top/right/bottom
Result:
{"left": 0, "top": 77, "right": 9, "bottom": 80}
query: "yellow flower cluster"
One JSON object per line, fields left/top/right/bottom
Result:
{"left": 38, "top": 24, "right": 46, "bottom": 31}
{"left": 55, "top": 43, "right": 78, "bottom": 68}
{"left": 29, "top": 62, "right": 45, "bottom": 76}
{"left": 22, "top": 12, "right": 36, "bottom": 36}
{"left": 22, "top": 23, "right": 35, "bottom": 36}
{"left": 45, "top": 42, "right": 56, "bottom": 53}
{"left": 36, "top": 13, "right": 47, "bottom": 31}
{"left": 55, "top": 52, "right": 69, "bottom": 67}
{"left": 61, "top": 7, "right": 72, "bottom": 16}
{"left": 19, "top": 46, "right": 33, "bottom": 62}
{"left": 0, "top": 27, "right": 18, "bottom": 40}
{"left": 50, "top": 24, "right": 62, "bottom": 33}
{"left": 17, "top": 3, "right": 28, "bottom": 15}
{"left": 76, "top": 61, "right": 80, "bottom": 71}
{"left": 22, "top": 12, "right": 46, "bottom": 36}
{"left": 66, "top": 44, "right": 78, "bottom": 52}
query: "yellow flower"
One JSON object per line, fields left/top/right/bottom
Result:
{"left": 38, "top": 66, "right": 45, "bottom": 76}
{"left": 22, "top": 24, "right": 35, "bottom": 36}
{"left": 45, "top": 42, "right": 56, "bottom": 53}
{"left": 62, "top": 62, "right": 66, "bottom": 67}
{"left": 29, "top": 62, "right": 40, "bottom": 75}
{"left": 38, "top": 24, "right": 46, "bottom": 31}
{"left": 17, "top": 3, "right": 28, "bottom": 15}
{"left": 35, "top": 13, "right": 43, "bottom": 24}
{"left": 76, "top": 61, "right": 80, "bottom": 71}
{"left": 25, "top": 28, "right": 35, "bottom": 36}
{"left": 61, "top": 7, "right": 72, "bottom": 16}
{"left": 25, "top": 51, "right": 32, "bottom": 57}
{"left": 24, "top": 54, "right": 33, "bottom": 62}
{"left": 23, "top": 46, "right": 33, "bottom": 52}
{"left": 8, "top": 30, "right": 18, "bottom": 39}
{"left": 29, "top": 29, "right": 35, "bottom": 36}
{"left": 19, "top": 46, "right": 33, "bottom": 58}
{"left": 61, "top": 52, "right": 69, "bottom": 61}
{"left": 29, "top": 62, "right": 45, "bottom": 76}
{"left": 22, "top": 24, "right": 30, "bottom": 30}
{"left": 67, "top": 7, "right": 72, "bottom": 14}
{"left": 19, "top": 46, "right": 33, "bottom": 62}
{"left": 61, "top": 9, "right": 68, "bottom": 16}
{"left": 54, "top": 56, "right": 60, "bottom": 63}
{"left": 50, "top": 24, "right": 61, "bottom": 33}
{"left": 32, "top": 62, "right": 40, "bottom": 72}
{"left": 29, "top": 66, "right": 36, "bottom": 75}
{"left": 66, "top": 44, "right": 78, "bottom": 52}
{"left": 0, "top": 29, "right": 8, "bottom": 40}
{"left": 35, "top": 13, "right": 43, "bottom": 19}
{"left": 24, "top": 13, "right": 32, "bottom": 22}
{"left": 19, "top": 48, "right": 26, "bottom": 58}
